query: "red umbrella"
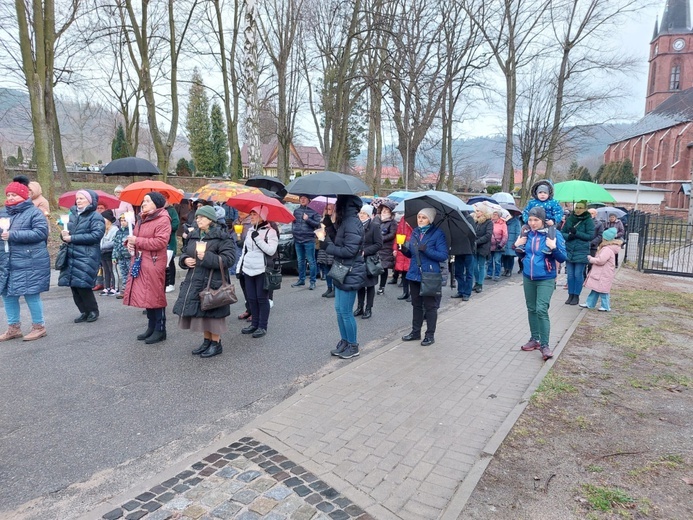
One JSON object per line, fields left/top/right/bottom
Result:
{"left": 119, "top": 180, "right": 183, "bottom": 205}
{"left": 226, "top": 193, "right": 295, "bottom": 223}
{"left": 59, "top": 190, "right": 120, "bottom": 210}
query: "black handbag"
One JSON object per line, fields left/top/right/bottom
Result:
{"left": 415, "top": 240, "right": 443, "bottom": 297}
{"left": 328, "top": 260, "right": 352, "bottom": 284}
{"left": 55, "top": 243, "right": 68, "bottom": 270}
{"left": 199, "top": 257, "right": 238, "bottom": 310}
{"left": 263, "top": 255, "right": 282, "bottom": 291}
{"left": 365, "top": 254, "right": 384, "bottom": 277}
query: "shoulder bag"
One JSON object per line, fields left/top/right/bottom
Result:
{"left": 261, "top": 227, "right": 282, "bottom": 291}
{"left": 415, "top": 235, "right": 442, "bottom": 297}
{"left": 365, "top": 254, "right": 384, "bottom": 277}
{"left": 328, "top": 259, "right": 352, "bottom": 284}
{"left": 55, "top": 243, "right": 68, "bottom": 270}
{"left": 199, "top": 256, "right": 238, "bottom": 311}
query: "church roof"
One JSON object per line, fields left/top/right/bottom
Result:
{"left": 611, "top": 87, "right": 693, "bottom": 142}
{"left": 657, "top": 0, "right": 692, "bottom": 35}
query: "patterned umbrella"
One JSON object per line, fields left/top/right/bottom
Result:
{"left": 194, "top": 181, "right": 261, "bottom": 202}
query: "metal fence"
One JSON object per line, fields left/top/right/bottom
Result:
{"left": 625, "top": 211, "right": 693, "bottom": 277}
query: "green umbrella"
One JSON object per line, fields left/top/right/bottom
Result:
{"left": 553, "top": 180, "right": 616, "bottom": 203}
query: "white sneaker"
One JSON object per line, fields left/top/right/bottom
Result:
{"left": 598, "top": 307, "right": 610, "bottom": 312}
{"left": 269, "top": 299, "right": 274, "bottom": 308}
{"left": 165, "top": 285, "right": 175, "bottom": 293}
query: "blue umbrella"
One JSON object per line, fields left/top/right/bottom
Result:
{"left": 388, "top": 190, "right": 415, "bottom": 202}
{"left": 467, "top": 195, "right": 496, "bottom": 205}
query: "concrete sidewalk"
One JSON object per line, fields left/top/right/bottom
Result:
{"left": 86, "top": 278, "right": 583, "bottom": 520}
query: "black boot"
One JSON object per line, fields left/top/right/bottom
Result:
{"left": 192, "top": 338, "right": 212, "bottom": 355}
{"left": 137, "top": 327, "right": 154, "bottom": 341}
{"left": 353, "top": 305, "right": 364, "bottom": 317}
{"left": 362, "top": 307, "right": 372, "bottom": 319}
{"left": 569, "top": 294, "right": 579, "bottom": 305}
{"left": 566, "top": 295, "right": 575, "bottom": 305}
{"left": 397, "top": 291, "right": 410, "bottom": 300}
{"left": 200, "top": 340, "right": 222, "bottom": 358}
{"left": 387, "top": 277, "right": 398, "bottom": 285}
{"left": 330, "top": 339, "right": 348, "bottom": 356}
{"left": 145, "top": 328, "right": 166, "bottom": 344}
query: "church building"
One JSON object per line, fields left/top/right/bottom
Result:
{"left": 603, "top": 0, "right": 693, "bottom": 213}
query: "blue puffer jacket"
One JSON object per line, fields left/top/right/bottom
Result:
{"left": 292, "top": 205, "right": 322, "bottom": 244}
{"left": 522, "top": 229, "right": 567, "bottom": 280}
{"left": 403, "top": 226, "right": 448, "bottom": 283}
{"left": 325, "top": 195, "right": 366, "bottom": 292}
{"left": 0, "top": 199, "right": 50, "bottom": 296}
{"left": 58, "top": 191, "right": 106, "bottom": 289}
{"left": 504, "top": 216, "right": 521, "bottom": 257}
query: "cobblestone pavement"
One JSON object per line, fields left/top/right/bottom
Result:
{"left": 88, "top": 277, "right": 583, "bottom": 520}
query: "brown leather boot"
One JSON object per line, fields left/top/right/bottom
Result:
{"left": 23, "top": 323, "right": 47, "bottom": 341}
{"left": 0, "top": 323, "right": 23, "bottom": 341}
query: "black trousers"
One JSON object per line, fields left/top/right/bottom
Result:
{"left": 165, "top": 255, "right": 176, "bottom": 286}
{"left": 409, "top": 280, "right": 441, "bottom": 336}
{"left": 71, "top": 287, "right": 99, "bottom": 314}
{"left": 146, "top": 307, "right": 166, "bottom": 331}
{"left": 357, "top": 286, "right": 375, "bottom": 309}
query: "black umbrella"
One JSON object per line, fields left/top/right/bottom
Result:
{"left": 403, "top": 192, "right": 477, "bottom": 256}
{"left": 102, "top": 157, "right": 160, "bottom": 176}
{"left": 258, "top": 187, "right": 283, "bottom": 201}
{"left": 245, "top": 175, "right": 287, "bottom": 198}
{"left": 500, "top": 202, "right": 522, "bottom": 217}
{"left": 285, "top": 170, "right": 369, "bottom": 196}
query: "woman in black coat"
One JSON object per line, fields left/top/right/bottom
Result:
{"left": 173, "top": 205, "right": 237, "bottom": 358}
{"left": 317, "top": 195, "right": 366, "bottom": 359}
{"left": 472, "top": 207, "right": 493, "bottom": 293}
{"left": 376, "top": 205, "right": 397, "bottom": 294}
{"left": 353, "top": 204, "right": 383, "bottom": 319}
{"left": 58, "top": 189, "right": 105, "bottom": 323}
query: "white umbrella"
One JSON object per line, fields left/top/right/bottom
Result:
{"left": 491, "top": 192, "right": 515, "bottom": 204}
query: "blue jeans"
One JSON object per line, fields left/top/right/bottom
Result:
{"left": 454, "top": 254, "right": 474, "bottom": 296}
{"left": 566, "top": 261, "right": 587, "bottom": 296}
{"left": 334, "top": 287, "right": 358, "bottom": 344}
{"left": 473, "top": 254, "right": 487, "bottom": 285}
{"left": 585, "top": 290, "right": 610, "bottom": 310}
{"left": 501, "top": 254, "right": 515, "bottom": 272}
{"left": 318, "top": 263, "right": 333, "bottom": 290}
{"left": 486, "top": 251, "right": 502, "bottom": 277}
{"left": 2, "top": 293, "right": 44, "bottom": 325}
{"left": 295, "top": 241, "right": 317, "bottom": 284}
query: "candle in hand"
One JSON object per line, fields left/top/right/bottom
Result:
{"left": 396, "top": 233, "right": 406, "bottom": 245}
{"left": 60, "top": 215, "right": 70, "bottom": 232}
{"left": 233, "top": 224, "right": 243, "bottom": 238}
{"left": 196, "top": 241, "right": 207, "bottom": 255}
{"left": 0, "top": 218, "right": 9, "bottom": 252}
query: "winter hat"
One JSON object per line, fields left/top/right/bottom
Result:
{"left": 250, "top": 205, "right": 269, "bottom": 221}
{"left": 536, "top": 184, "right": 550, "bottom": 195}
{"left": 6, "top": 175, "right": 31, "bottom": 200}
{"left": 147, "top": 191, "right": 166, "bottom": 208}
{"left": 76, "top": 189, "right": 93, "bottom": 204}
{"left": 195, "top": 205, "right": 218, "bottom": 222}
{"left": 528, "top": 206, "right": 547, "bottom": 223}
{"left": 101, "top": 209, "right": 116, "bottom": 223}
{"left": 418, "top": 207, "right": 437, "bottom": 223}
{"left": 360, "top": 204, "right": 375, "bottom": 217}
{"left": 602, "top": 227, "right": 617, "bottom": 241}
{"left": 114, "top": 185, "right": 124, "bottom": 194}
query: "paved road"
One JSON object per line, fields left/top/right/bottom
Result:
{"left": 0, "top": 272, "right": 462, "bottom": 514}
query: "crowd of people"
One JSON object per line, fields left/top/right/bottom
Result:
{"left": 0, "top": 176, "right": 624, "bottom": 364}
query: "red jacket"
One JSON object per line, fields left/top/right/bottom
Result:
{"left": 393, "top": 218, "right": 413, "bottom": 272}
{"left": 123, "top": 208, "right": 171, "bottom": 309}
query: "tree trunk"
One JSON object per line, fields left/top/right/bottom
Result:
{"left": 503, "top": 68, "right": 516, "bottom": 192}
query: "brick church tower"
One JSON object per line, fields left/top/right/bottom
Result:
{"left": 645, "top": 0, "right": 693, "bottom": 114}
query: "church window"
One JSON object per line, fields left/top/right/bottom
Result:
{"left": 650, "top": 62, "right": 657, "bottom": 94}
{"left": 669, "top": 64, "right": 681, "bottom": 90}
{"left": 674, "top": 136, "right": 681, "bottom": 164}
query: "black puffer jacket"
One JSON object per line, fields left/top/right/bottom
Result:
{"left": 378, "top": 218, "right": 397, "bottom": 269}
{"left": 173, "top": 225, "right": 237, "bottom": 319}
{"left": 361, "top": 217, "right": 383, "bottom": 287}
{"left": 474, "top": 217, "right": 493, "bottom": 258}
{"left": 325, "top": 195, "right": 366, "bottom": 292}
{"left": 58, "top": 191, "right": 105, "bottom": 289}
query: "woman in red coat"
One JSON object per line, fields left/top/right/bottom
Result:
{"left": 392, "top": 215, "right": 413, "bottom": 300}
{"left": 124, "top": 192, "right": 172, "bottom": 344}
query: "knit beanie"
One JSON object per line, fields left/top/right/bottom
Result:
{"left": 77, "top": 189, "right": 93, "bottom": 204}
{"left": 6, "top": 175, "right": 30, "bottom": 200}
{"left": 602, "top": 227, "right": 617, "bottom": 241}
{"left": 101, "top": 209, "right": 116, "bottom": 223}
{"left": 528, "top": 206, "right": 546, "bottom": 223}
{"left": 195, "top": 205, "right": 218, "bottom": 221}
{"left": 418, "top": 207, "right": 437, "bottom": 223}
{"left": 360, "top": 204, "right": 375, "bottom": 217}
{"left": 536, "top": 185, "right": 550, "bottom": 195}
{"left": 148, "top": 191, "right": 166, "bottom": 208}
{"left": 250, "top": 205, "right": 269, "bottom": 221}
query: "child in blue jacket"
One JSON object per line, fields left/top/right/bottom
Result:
{"left": 516, "top": 180, "right": 564, "bottom": 254}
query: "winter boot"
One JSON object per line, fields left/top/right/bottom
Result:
{"left": 362, "top": 307, "right": 372, "bottom": 319}
{"left": 353, "top": 305, "right": 364, "bottom": 317}
{"left": 192, "top": 338, "right": 212, "bottom": 355}
{"left": 330, "top": 339, "right": 348, "bottom": 356}
{"left": 137, "top": 325, "right": 155, "bottom": 340}
{"left": 200, "top": 340, "right": 222, "bottom": 358}
{"left": 338, "top": 343, "right": 360, "bottom": 359}
{"left": 145, "top": 328, "right": 167, "bottom": 344}
{"left": 22, "top": 324, "right": 47, "bottom": 341}
{"left": 0, "top": 323, "right": 23, "bottom": 341}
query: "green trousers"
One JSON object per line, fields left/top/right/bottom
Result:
{"left": 522, "top": 277, "right": 555, "bottom": 346}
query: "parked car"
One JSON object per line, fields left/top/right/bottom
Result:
{"left": 277, "top": 202, "right": 299, "bottom": 274}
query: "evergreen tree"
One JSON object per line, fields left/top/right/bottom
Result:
{"left": 383, "top": 178, "right": 392, "bottom": 188}
{"left": 575, "top": 166, "right": 591, "bottom": 181}
{"left": 188, "top": 159, "right": 196, "bottom": 175}
{"left": 111, "top": 123, "right": 129, "bottom": 160}
{"left": 186, "top": 70, "right": 214, "bottom": 175}
{"left": 396, "top": 176, "right": 404, "bottom": 188}
{"left": 209, "top": 103, "right": 228, "bottom": 177}
{"left": 17, "top": 146, "right": 23, "bottom": 164}
{"left": 176, "top": 157, "right": 192, "bottom": 176}
{"left": 599, "top": 159, "right": 635, "bottom": 184}
{"left": 567, "top": 160, "right": 579, "bottom": 178}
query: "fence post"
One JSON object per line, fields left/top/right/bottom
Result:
{"left": 625, "top": 232, "right": 639, "bottom": 266}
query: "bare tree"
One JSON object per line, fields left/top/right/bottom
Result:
{"left": 462, "top": 0, "right": 552, "bottom": 192}
{"left": 117, "top": 0, "right": 200, "bottom": 180}
{"left": 243, "top": 0, "right": 263, "bottom": 178}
